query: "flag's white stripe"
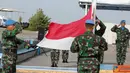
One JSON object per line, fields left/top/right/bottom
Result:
{"left": 37, "top": 37, "right": 75, "bottom": 50}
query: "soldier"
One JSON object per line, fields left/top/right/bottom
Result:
{"left": 62, "top": 50, "right": 69, "bottom": 63}
{"left": 51, "top": 50, "right": 69, "bottom": 67}
{"left": 51, "top": 49, "right": 60, "bottom": 67}
{"left": 111, "top": 20, "right": 129, "bottom": 65}
{"left": 70, "top": 19, "right": 108, "bottom": 73}
{"left": 95, "top": 17, "right": 106, "bottom": 64}
{"left": 2, "top": 19, "right": 28, "bottom": 73}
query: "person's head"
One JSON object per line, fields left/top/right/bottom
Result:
{"left": 85, "top": 19, "right": 94, "bottom": 31}
{"left": 5, "top": 19, "right": 16, "bottom": 30}
{"left": 120, "top": 20, "right": 126, "bottom": 27}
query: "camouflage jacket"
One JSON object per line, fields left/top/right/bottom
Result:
{"left": 95, "top": 20, "right": 106, "bottom": 37}
{"left": 111, "top": 25, "right": 129, "bottom": 42}
{"left": 2, "top": 24, "right": 25, "bottom": 49}
{"left": 70, "top": 31, "right": 108, "bottom": 57}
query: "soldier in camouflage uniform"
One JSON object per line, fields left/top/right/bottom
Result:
{"left": 51, "top": 50, "right": 69, "bottom": 67}
{"left": 95, "top": 17, "right": 106, "bottom": 64}
{"left": 70, "top": 20, "right": 108, "bottom": 73}
{"left": 2, "top": 20, "right": 28, "bottom": 73}
{"left": 51, "top": 49, "right": 60, "bottom": 67}
{"left": 111, "top": 20, "right": 129, "bottom": 65}
{"left": 62, "top": 50, "right": 69, "bottom": 63}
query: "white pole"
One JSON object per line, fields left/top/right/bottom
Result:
{"left": 85, "top": 4, "right": 88, "bottom": 15}
{"left": 92, "top": 0, "right": 97, "bottom": 34}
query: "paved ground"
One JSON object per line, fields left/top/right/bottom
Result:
{"left": 19, "top": 45, "right": 130, "bottom": 67}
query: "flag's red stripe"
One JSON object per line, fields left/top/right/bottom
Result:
{"left": 46, "top": 6, "right": 92, "bottom": 39}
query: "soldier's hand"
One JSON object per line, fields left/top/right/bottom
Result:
{"left": 96, "top": 19, "right": 100, "bottom": 23}
{"left": 117, "top": 24, "right": 120, "bottom": 27}
{"left": 28, "top": 43, "right": 31, "bottom": 49}
{"left": 95, "top": 20, "right": 100, "bottom": 27}
{"left": 24, "top": 40, "right": 31, "bottom": 49}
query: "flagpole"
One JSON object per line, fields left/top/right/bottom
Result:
{"left": 85, "top": 4, "right": 88, "bottom": 15}
{"left": 92, "top": 0, "right": 97, "bottom": 34}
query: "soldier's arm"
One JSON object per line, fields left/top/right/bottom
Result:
{"left": 95, "top": 20, "right": 106, "bottom": 36}
{"left": 15, "top": 23, "right": 22, "bottom": 34}
{"left": 70, "top": 38, "right": 79, "bottom": 53}
{"left": 15, "top": 38, "right": 30, "bottom": 49}
{"left": 15, "top": 37, "right": 25, "bottom": 44}
{"left": 126, "top": 29, "right": 130, "bottom": 39}
{"left": 111, "top": 25, "right": 118, "bottom": 32}
{"left": 2, "top": 29, "right": 18, "bottom": 38}
{"left": 99, "top": 37, "right": 108, "bottom": 51}
{"left": 129, "top": 32, "right": 130, "bottom": 39}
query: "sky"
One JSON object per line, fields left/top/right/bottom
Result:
{"left": 1, "top": 0, "right": 130, "bottom": 24}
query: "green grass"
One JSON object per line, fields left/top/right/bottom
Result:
{"left": 24, "top": 27, "right": 37, "bottom": 31}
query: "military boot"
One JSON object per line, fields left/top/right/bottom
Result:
{"left": 63, "top": 59, "right": 68, "bottom": 63}
{"left": 120, "top": 63, "right": 124, "bottom": 65}
{"left": 54, "top": 63, "right": 58, "bottom": 67}
{"left": 51, "top": 63, "right": 58, "bottom": 67}
{"left": 51, "top": 63, "right": 55, "bottom": 67}
{"left": 118, "top": 63, "right": 120, "bottom": 65}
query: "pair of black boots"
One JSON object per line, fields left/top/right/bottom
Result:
{"left": 118, "top": 63, "right": 124, "bottom": 65}
{"left": 51, "top": 60, "right": 68, "bottom": 67}
{"left": 51, "top": 63, "right": 58, "bottom": 67}
{"left": 62, "top": 59, "right": 68, "bottom": 63}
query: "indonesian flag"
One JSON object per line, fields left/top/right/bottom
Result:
{"left": 37, "top": 2, "right": 96, "bottom": 50}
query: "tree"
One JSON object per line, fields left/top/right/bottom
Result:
{"left": 28, "top": 8, "right": 50, "bottom": 31}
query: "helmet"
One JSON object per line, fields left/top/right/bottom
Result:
{"left": 5, "top": 19, "right": 16, "bottom": 26}
{"left": 120, "top": 20, "right": 126, "bottom": 24}
{"left": 85, "top": 19, "right": 94, "bottom": 25}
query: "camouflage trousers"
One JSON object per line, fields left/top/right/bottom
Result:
{"left": 98, "top": 51, "right": 104, "bottom": 63}
{"left": 62, "top": 50, "right": 69, "bottom": 61}
{"left": 97, "top": 51, "right": 104, "bottom": 73}
{"left": 116, "top": 42, "right": 127, "bottom": 64}
{"left": 51, "top": 49, "right": 60, "bottom": 65}
{"left": 77, "top": 58, "right": 100, "bottom": 73}
{"left": 2, "top": 48, "right": 17, "bottom": 73}
{"left": 51, "top": 49, "right": 69, "bottom": 64}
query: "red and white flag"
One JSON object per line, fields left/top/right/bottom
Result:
{"left": 37, "top": 4, "right": 95, "bottom": 50}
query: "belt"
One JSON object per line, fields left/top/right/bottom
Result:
{"left": 79, "top": 55, "right": 97, "bottom": 58}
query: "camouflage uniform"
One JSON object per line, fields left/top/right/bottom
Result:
{"left": 2, "top": 21, "right": 26, "bottom": 73}
{"left": 51, "top": 50, "right": 69, "bottom": 67}
{"left": 70, "top": 31, "right": 108, "bottom": 73}
{"left": 111, "top": 25, "right": 129, "bottom": 65}
{"left": 51, "top": 49, "right": 60, "bottom": 67}
{"left": 62, "top": 50, "right": 69, "bottom": 63}
{"left": 95, "top": 20, "right": 106, "bottom": 63}
{"left": 127, "top": 33, "right": 130, "bottom": 49}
